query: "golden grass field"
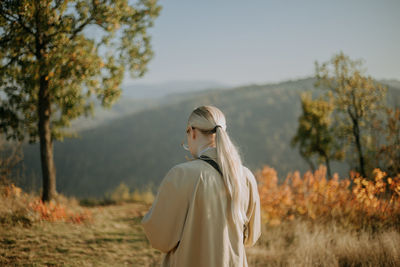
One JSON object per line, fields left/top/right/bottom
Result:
{"left": 1, "top": 201, "right": 400, "bottom": 266}
{"left": 0, "top": 202, "right": 163, "bottom": 266}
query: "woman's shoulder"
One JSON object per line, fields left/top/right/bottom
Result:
{"left": 166, "top": 161, "right": 257, "bottom": 186}
{"left": 163, "top": 160, "right": 204, "bottom": 182}
{"left": 172, "top": 161, "right": 255, "bottom": 177}
{"left": 172, "top": 159, "right": 203, "bottom": 172}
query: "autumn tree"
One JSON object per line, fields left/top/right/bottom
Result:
{"left": 291, "top": 92, "right": 343, "bottom": 178}
{"left": 377, "top": 107, "right": 400, "bottom": 177}
{"left": 0, "top": 0, "right": 161, "bottom": 201}
{"left": 315, "top": 52, "right": 387, "bottom": 178}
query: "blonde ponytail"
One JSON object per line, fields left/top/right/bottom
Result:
{"left": 187, "top": 106, "right": 247, "bottom": 226}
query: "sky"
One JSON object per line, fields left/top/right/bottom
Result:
{"left": 123, "top": 0, "right": 400, "bottom": 87}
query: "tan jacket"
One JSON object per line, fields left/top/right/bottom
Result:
{"left": 141, "top": 147, "right": 261, "bottom": 267}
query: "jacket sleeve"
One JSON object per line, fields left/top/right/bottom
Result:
{"left": 243, "top": 168, "right": 262, "bottom": 248}
{"left": 141, "top": 165, "right": 189, "bottom": 253}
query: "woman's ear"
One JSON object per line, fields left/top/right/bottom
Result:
{"left": 191, "top": 127, "right": 196, "bottom": 140}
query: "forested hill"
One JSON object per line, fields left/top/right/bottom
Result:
{"left": 18, "top": 78, "right": 400, "bottom": 198}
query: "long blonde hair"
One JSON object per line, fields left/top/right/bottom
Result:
{"left": 187, "top": 105, "right": 246, "bottom": 226}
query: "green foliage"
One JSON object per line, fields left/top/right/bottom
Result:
{"left": 291, "top": 92, "right": 344, "bottom": 176}
{"left": 0, "top": 0, "right": 161, "bottom": 142}
{"left": 313, "top": 51, "right": 387, "bottom": 178}
{"left": 0, "top": 0, "right": 161, "bottom": 201}
{"left": 376, "top": 107, "right": 400, "bottom": 177}
{"left": 0, "top": 137, "right": 23, "bottom": 186}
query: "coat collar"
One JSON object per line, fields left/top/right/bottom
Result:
{"left": 198, "top": 146, "right": 217, "bottom": 161}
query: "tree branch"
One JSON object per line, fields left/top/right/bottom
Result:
{"left": 0, "top": 9, "right": 35, "bottom": 36}
{"left": 69, "top": 16, "right": 94, "bottom": 41}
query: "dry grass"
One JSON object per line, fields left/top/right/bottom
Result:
{"left": 0, "top": 202, "right": 163, "bottom": 266}
{"left": 1, "top": 199, "right": 400, "bottom": 266}
{"left": 247, "top": 219, "right": 400, "bottom": 267}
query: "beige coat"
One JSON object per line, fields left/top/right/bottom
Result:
{"left": 141, "top": 147, "right": 261, "bottom": 267}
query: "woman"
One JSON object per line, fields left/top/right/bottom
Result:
{"left": 141, "top": 105, "right": 261, "bottom": 267}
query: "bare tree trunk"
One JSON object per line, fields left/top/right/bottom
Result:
{"left": 324, "top": 155, "right": 332, "bottom": 179}
{"left": 34, "top": 0, "right": 56, "bottom": 202}
{"left": 352, "top": 119, "right": 366, "bottom": 178}
{"left": 300, "top": 151, "right": 316, "bottom": 173}
{"left": 38, "top": 75, "right": 56, "bottom": 202}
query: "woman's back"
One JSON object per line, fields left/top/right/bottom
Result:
{"left": 141, "top": 147, "right": 261, "bottom": 267}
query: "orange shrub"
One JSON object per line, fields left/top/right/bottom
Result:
{"left": 256, "top": 165, "right": 400, "bottom": 229}
{"left": 28, "top": 199, "right": 92, "bottom": 224}
{"left": 1, "top": 183, "right": 92, "bottom": 225}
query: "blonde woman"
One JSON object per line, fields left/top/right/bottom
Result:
{"left": 141, "top": 105, "right": 261, "bottom": 267}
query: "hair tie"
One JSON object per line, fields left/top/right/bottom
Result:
{"left": 213, "top": 125, "right": 222, "bottom": 132}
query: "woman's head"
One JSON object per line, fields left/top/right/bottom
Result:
{"left": 186, "top": 106, "right": 226, "bottom": 157}
{"left": 186, "top": 105, "right": 247, "bottom": 226}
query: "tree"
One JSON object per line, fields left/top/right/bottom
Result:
{"left": 377, "top": 107, "right": 400, "bottom": 177}
{"left": 0, "top": 136, "right": 23, "bottom": 186}
{"left": 315, "top": 51, "right": 387, "bottom": 178}
{"left": 0, "top": 0, "right": 161, "bottom": 201}
{"left": 291, "top": 92, "right": 343, "bottom": 178}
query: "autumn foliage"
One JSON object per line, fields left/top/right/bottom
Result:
{"left": 0, "top": 183, "right": 92, "bottom": 225}
{"left": 256, "top": 165, "right": 400, "bottom": 229}
{"left": 28, "top": 199, "right": 92, "bottom": 224}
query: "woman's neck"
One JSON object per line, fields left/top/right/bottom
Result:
{"left": 197, "top": 145, "right": 215, "bottom": 157}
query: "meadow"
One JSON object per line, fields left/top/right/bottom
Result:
{"left": 1, "top": 165, "right": 400, "bottom": 266}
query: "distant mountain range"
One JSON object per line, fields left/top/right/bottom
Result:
{"left": 16, "top": 78, "right": 400, "bottom": 198}
{"left": 121, "top": 80, "right": 229, "bottom": 99}
{"left": 379, "top": 79, "right": 400, "bottom": 92}
{"left": 68, "top": 80, "right": 230, "bottom": 131}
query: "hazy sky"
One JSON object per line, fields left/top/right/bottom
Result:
{"left": 123, "top": 0, "right": 400, "bottom": 87}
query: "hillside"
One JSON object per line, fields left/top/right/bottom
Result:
{"left": 66, "top": 80, "right": 228, "bottom": 132}
{"left": 18, "top": 78, "right": 400, "bottom": 197}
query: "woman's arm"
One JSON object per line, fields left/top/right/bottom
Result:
{"left": 243, "top": 168, "right": 262, "bottom": 248}
{"left": 141, "top": 165, "right": 189, "bottom": 253}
